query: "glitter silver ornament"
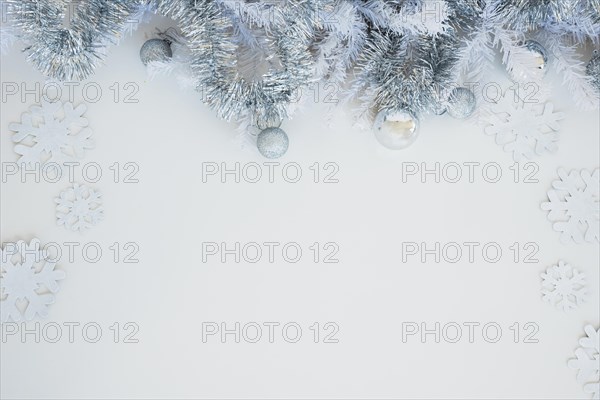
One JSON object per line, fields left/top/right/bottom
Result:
{"left": 257, "top": 128, "right": 289, "bottom": 159}
{"left": 586, "top": 52, "right": 600, "bottom": 91}
{"left": 373, "top": 109, "right": 419, "bottom": 150}
{"left": 523, "top": 40, "right": 548, "bottom": 71}
{"left": 446, "top": 87, "right": 476, "bottom": 119}
{"left": 140, "top": 38, "right": 172, "bottom": 66}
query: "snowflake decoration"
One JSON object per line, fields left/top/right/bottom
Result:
{"left": 482, "top": 92, "right": 564, "bottom": 161}
{"left": 541, "top": 168, "right": 599, "bottom": 244}
{"left": 569, "top": 325, "right": 600, "bottom": 400}
{"left": 1, "top": 239, "right": 66, "bottom": 323}
{"left": 55, "top": 184, "right": 104, "bottom": 232}
{"left": 541, "top": 261, "right": 585, "bottom": 311}
{"left": 9, "top": 100, "right": 94, "bottom": 165}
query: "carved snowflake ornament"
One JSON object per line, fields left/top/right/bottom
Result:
{"left": 482, "top": 93, "right": 564, "bottom": 161}
{"left": 568, "top": 325, "right": 600, "bottom": 399}
{"left": 541, "top": 168, "right": 599, "bottom": 244}
{"left": 55, "top": 184, "right": 104, "bottom": 232}
{"left": 541, "top": 261, "right": 585, "bottom": 311}
{"left": 1, "top": 239, "right": 66, "bottom": 322}
{"left": 9, "top": 100, "right": 94, "bottom": 165}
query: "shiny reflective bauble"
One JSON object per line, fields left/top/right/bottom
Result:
{"left": 524, "top": 40, "right": 548, "bottom": 70}
{"left": 509, "top": 40, "right": 549, "bottom": 81}
{"left": 446, "top": 87, "right": 476, "bottom": 119}
{"left": 586, "top": 53, "right": 600, "bottom": 91}
{"left": 257, "top": 127, "right": 289, "bottom": 159}
{"left": 140, "top": 39, "right": 172, "bottom": 66}
{"left": 373, "top": 109, "right": 419, "bottom": 150}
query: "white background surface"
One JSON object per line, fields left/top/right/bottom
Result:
{"left": 1, "top": 15, "right": 599, "bottom": 399}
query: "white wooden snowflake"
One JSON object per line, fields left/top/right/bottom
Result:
{"left": 541, "top": 261, "right": 585, "bottom": 311}
{"left": 55, "top": 184, "right": 104, "bottom": 232}
{"left": 541, "top": 168, "right": 599, "bottom": 244}
{"left": 9, "top": 100, "right": 94, "bottom": 165}
{"left": 1, "top": 238, "right": 66, "bottom": 322}
{"left": 569, "top": 325, "right": 600, "bottom": 400}
{"left": 482, "top": 92, "right": 564, "bottom": 161}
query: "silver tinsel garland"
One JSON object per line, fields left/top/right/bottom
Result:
{"left": 2, "top": 0, "right": 599, "bottom": 144}
{"left": 349, "top": 24, "right": 458, "bottom": 123}
{"left": 156, "top": 0, "right": 315, "bottom": 128}
{"left": 505, "top": 0, "right": 600, "bottom": 36}
{"left": 6, "top": 0, "right": 144, "bottom": 81}
{"left": 356, "top": 31, "right": 442, "bottom": 116}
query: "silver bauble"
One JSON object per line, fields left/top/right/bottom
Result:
{"left": 373, "top": 109, "right": 419, "bottom": 150}
{"left": 524, "top": 40, "right": 548, "bottom": 71}
{"left": 587, "top": 53, "right": 600, "bottom": 91}
{"left": 140, "top": 39, "right": 172, "bottom": 66}
{"left": 508, "top": 40, "right": 549, "bottom": 82}
{"left": 257, "top": 127, "right": 289, "bottom": 159}
{"left": 446, "top": 87, "right": 476, "bottom": 119}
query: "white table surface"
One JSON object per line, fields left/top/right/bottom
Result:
{"left": 1, "top": 15, "right": 599, "bottom": 399}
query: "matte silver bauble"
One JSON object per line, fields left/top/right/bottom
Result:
{"left": 587, "top": 52, "right": 600, "bottom": 91}
{"left": 140, "top": 39, "right": 172, "bottom": 66}
{"left": 257, "top": 127, "right": 289, "bottom": 159}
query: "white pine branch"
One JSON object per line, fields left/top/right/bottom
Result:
{"left": 543, "top": 34, "right": 600, "bottom": 110}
